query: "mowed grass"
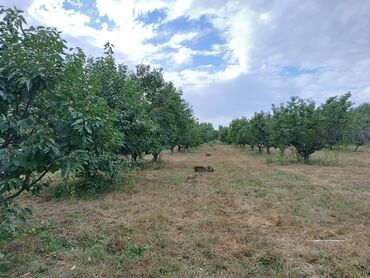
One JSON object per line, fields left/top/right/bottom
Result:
{"left": 1, "top": 144, "right": 370, "bottom": 277}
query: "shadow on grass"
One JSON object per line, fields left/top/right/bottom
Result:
{"left": 54, "top": 175, "right": 135, "bottom": 200}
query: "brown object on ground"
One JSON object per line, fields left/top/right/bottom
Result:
{"left": 270, "top": 215, "right": 282, "bottom": 226}
{"left": 194, "top": 165, "right": 214, "bottom": 172}
{"left": 194, "top": 166, "right": 207, "bottom": 172}
{"left": 206, "top": 166, "right": 214, "bottom": 172}
{"left": 185, "top": 175, "right": 197, "bottom": 183}
{"left": 206, "top": 153, "right": 212, "bottom": 157}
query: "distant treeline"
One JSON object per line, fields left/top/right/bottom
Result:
{"left": 219, "top": 93, "right": 370, "bottom": 162}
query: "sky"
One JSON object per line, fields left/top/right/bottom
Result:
{"left": 3, "top": 0, "right": 370, "bottom": 127}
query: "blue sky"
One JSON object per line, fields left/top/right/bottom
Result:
{"left": 5, "top": 0, "right": 370, "bottom": 127}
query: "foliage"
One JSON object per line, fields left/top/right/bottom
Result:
{"left": 250, "top": 112, "right": 273, "bottom": 153}
{"left": 223, "top": 94, "right": 362, "bottom": 162}
{"left": 349, "top": 103, "right": 370, "bottom": 150}
{"left": 218, "top": 126, "right": 231, "bottom": 144}
{"left": 0, "top": 7, "right": 213, "bottom": 220}
{"left": 320, "top": 92, "right": 352, "bottom": 148}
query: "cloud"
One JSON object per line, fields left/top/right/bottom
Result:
{"left": 3, "top": 0, "right": 370, "bottom": 126}
{"left": 173, "top": 47, "right": 193, "bottom": 64}
{"left": 164, "top": 31, "right": 198, "bottom": 49}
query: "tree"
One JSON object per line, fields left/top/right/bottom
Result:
{"left": 250, "top": 112, "right": 272, "bottom": 153}
{"left": 320, "top": 92, "right": 352, "bottom": 149}
{"left": 350, "top": 103, "right": 370, "bottom": 151}
{"left": 219, "top": 126, "right": 231, "bottom": 144}
{"left": 282, "top": 97, "right": 325, "bottom": 162}
{"left": 85, "top": 48, "right": 155, "bottom": 161}
{"left": 271, "top": 104, "right": 290, "bottom": 153}
{"left": 179, "top": 122, "right": 216, "bottom": 150}
{"left": 0, "top": 8, "right": 122, "bottom": 208}
{"left": 228, "top": 118, "right": 255, "bottom": 148}
{"left": 197, "top": 123, "right": 216, "bottom": 143}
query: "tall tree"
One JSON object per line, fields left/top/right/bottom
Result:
{"left": 250, "top": 112, "right": 272, "bottom": 153}
{"left": 282, "top": 97, "right": 324, "bottom": 162}
{"left": 320, "top": 92, "right": 352, "bottom": 149}
{"left": 0, "top": 8, "right": 122, "bottom": 207}
{"left": 350, "top": 103, "right": 370, "bottom": 151}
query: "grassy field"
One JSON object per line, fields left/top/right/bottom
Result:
{"left": 1, "top": 144, "right": 370, "bottom": 277}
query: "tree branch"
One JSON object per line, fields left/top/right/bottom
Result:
{"left": 0, "top": 164, "right": 52, "bottom": 206}
{"left": 0, "top": 172, "right": 31, "bottom": 207}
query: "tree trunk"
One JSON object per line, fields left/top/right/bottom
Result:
{"left": 355, "top": 144, "right": 359, "bottom": 152}
{"left": 251, "top": 145, "right": 255, "bottom": 151}
{"left": 279, "top": 147, "right": 285, "bottom": 155}
{"left": 152, "top": 153, "right": 160, "bottom": 162}
{"left": 132, "top": 154, "right": 138, "bottom": 161}
{"left": 258, "top": 146, "right": 262, "bottom": 153}
{"left": 178, "top": 145, "right": 182, "bottom": 152}
{"left": 303, "top": 154, "right": 310, "bottom": 164}
{"left": 170, "top": 146, "right": 175, "bottom": 154}
{"left": 266, "top": 146, "right": 270, "bottom": 154}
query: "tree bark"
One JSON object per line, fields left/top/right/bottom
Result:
{"left": 258, "top": 146, "right": 262, "bottom": 153}
{"left": 266, "top": 146, "right": 270, "bottom": 154}
{"left": 303, "top": 154, "right": 310, "bottom": 164}
{"left": 152, "top": 153, "right": 160, "bottom": 162}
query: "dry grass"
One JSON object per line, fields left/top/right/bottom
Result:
{"left": 1, "top": 144, "right": 370, "bottom": 277}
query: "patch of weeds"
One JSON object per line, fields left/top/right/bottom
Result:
{"left": 251, "top": 253, "right": 283, "bottom": 277}
{"left": 269, "top": 151, "right": 300, "bottom": 165}
{"left": 122, "top": 243, "right": 147, "bottom": 263}
{"left": 241, "top": 178, "right": 268, "bottom": 198}
{"left": 89, "top": 244, "right": 111, "bottom": 261}
{"left": 202, "top": 261, "right": 228, "bottom": 275}
{"left": 16, "top": 221, "right": 57, "bottom": 242}
{"left": 78, "top": 231, "right": 110, "bottom": 248}
{"left": 351, "top": 261, "right": 370, "bottom": 275}
{"left": 76, "top": 243, "right": 118, "bottom": 266}
{"left": 155, "top": 260, "right": 180, "bottom": 275}
{"left": 141, "top": 160, "right": 167, "bottom": 170}
{"left": 0, "top": 204, "right": 33, "bottom": 243}
{"left": 151, "top": 231, "right": 170, "bottom": 249}
{"left": 42, "top": 236, "right": 76, "bottom": 254}
{"left": 317, "top": 193, "right": 359, "bottom": 217}
{"left": 54, "top": 175, "right": 125, "bottom": 199}
{"left": 252, "top": 188, "right": 268, "bottom": 198}
{"left": 271, "top": 171, "right": 303, "bottom": 182}
{"left": 308, "top": 157, "right": 338, "bottom": 166}
{"left": 243, "top": 250, "right": 254, "bottom": 258}
{"left": 157, "top": 174, "right": 185, "bottom": 186}
{"left": 306, "top": 252, "right": 326, "bottom": 264}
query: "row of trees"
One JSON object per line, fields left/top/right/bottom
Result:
{"left": 0, "top": 8, "right": 215, "bottom": 210}
{"left": 220, "top": 93, "right": 370, "bottom": 162}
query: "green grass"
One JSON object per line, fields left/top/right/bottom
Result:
{"left": 1, "top": 144, "right": 369, "bottom": 277}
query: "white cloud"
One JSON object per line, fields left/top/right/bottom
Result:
{"left": 164, "top": 32, "right": 198, "bottom": 49}
{"left": 7, "top": 0, "right": 370, "bottom": 126}
{"left": 173, "top": 47, "right": 193, "bottom": 64}
{"left": 25, "top": 0, "right": 257, "bottom": 86}
{"left": 28, "top": 0, "right": 160, "bottom": 64}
